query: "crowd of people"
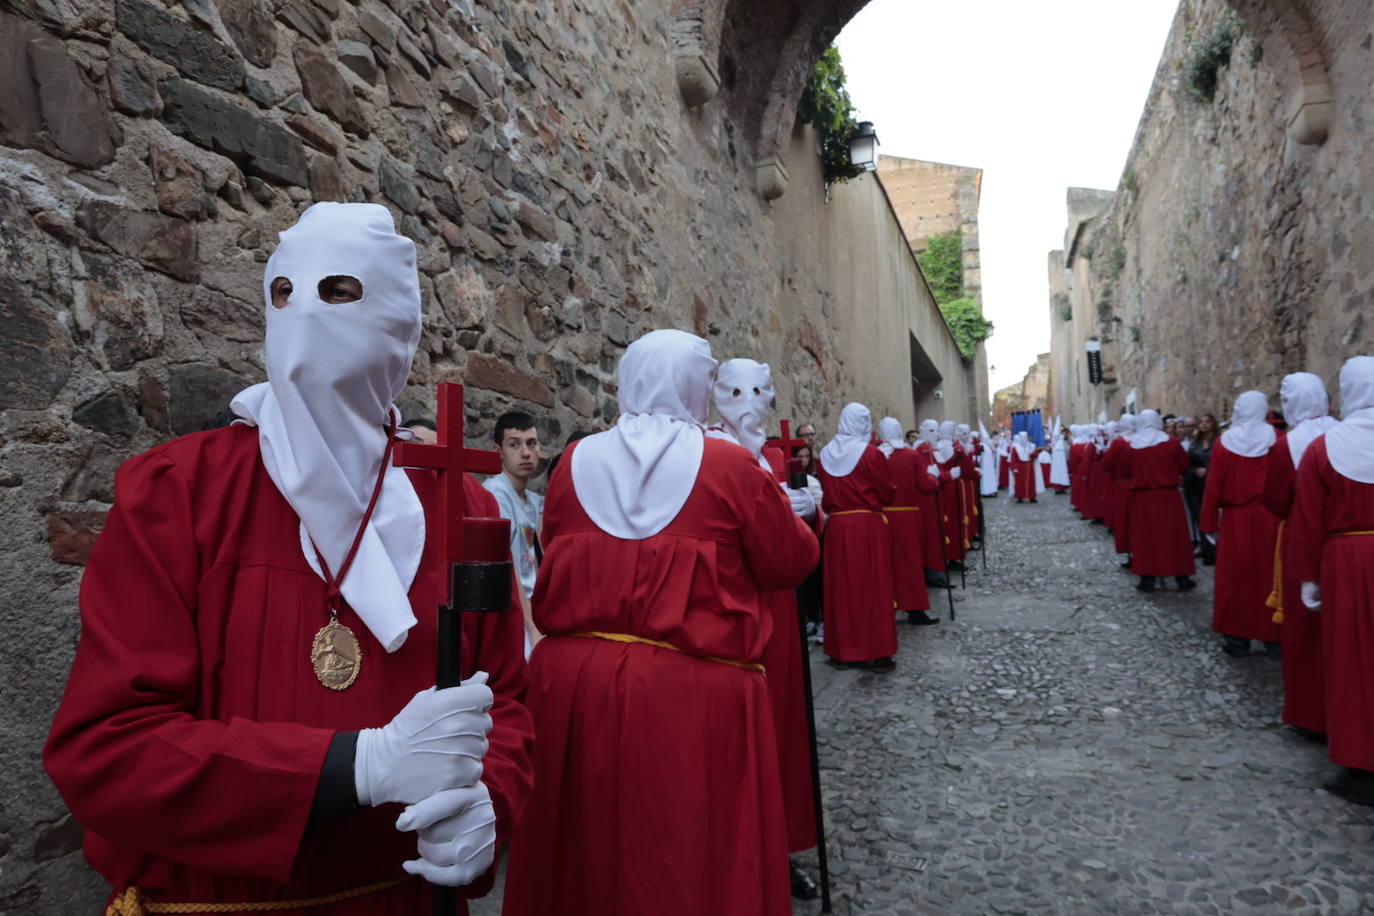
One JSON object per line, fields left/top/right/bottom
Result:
{"left": 37, "top": 205, "right": 1374, "bottom": 916}
{"left": 1044, "top": 361, "right": 1374, "bottom": 809}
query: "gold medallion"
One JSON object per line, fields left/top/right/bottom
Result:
{"left": 311, "top": 617, "right": 362, "bottom": 690}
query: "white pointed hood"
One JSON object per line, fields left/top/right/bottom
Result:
{"left": 1280, "top": 372, "right": 1337, "bottom": 467}
{"left": 1220, "top": 390, "right": 1276, "bottom": 458}
{"left": 572, "top": 329, "right": 717, "bottom": 539}
{"left": 820, "top": 403, "right": 872, "bottom": 478}
{"left": 230, "top": 202, "right": 424, "bottom": 653}
{"left": 1131, "top": 410, "right": 1171, "bottom": 449}
{"left": 1328, "top": 356, "right": 1374, "bottom": 484}
{"left": 877, "top": 416, "right": 907, "bottom": 456}
{"left": 711, "top": 358, "right": 774, "bottom": 461}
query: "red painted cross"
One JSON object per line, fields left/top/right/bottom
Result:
{"left": 392, "top": 382, "right": 503, "bottom": 566}
{"left": 765, "top": 419, "right": 808, "bottom": 458}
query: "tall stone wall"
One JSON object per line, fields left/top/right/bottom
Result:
{"left": 876, "top": 155, "right": 984, "bottom": 301}
{"left": 1047, "top": 0, "right": 1374, "bottom": 422}
{"left": 0, "top": 0, "right": 982, "bottom": 908}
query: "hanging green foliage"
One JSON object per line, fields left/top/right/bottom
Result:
{"left": 796, "top": 47, "right": 865, "bottom": 184}
{"left": 916, "top": 229, "right": 965, "bottom": 304}
{"left": 939, "top": 297, "right": 994, "bottom": 361}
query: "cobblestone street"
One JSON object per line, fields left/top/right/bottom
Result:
{"left": 793, "top": 490, "right": 1374, "bottom": 915}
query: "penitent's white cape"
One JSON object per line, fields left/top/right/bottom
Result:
{"left": 230, "top": 202, "right": 424, "bottom": 653}
{"left": 1327, "top": 356, "right": 1374, "bottom": 484}
{"left": 572, "top": 329, "right": 717, "bottom": 539}
{"left": 1280, "top": 372, "right": 1337, "bottom": 467}
{"left": 1131, "top": 410, "right": 1171, "bottom": 449}
{"left": 1219, "top": 390, "right": 1276, "bottom": 458}
{"left": 820, "top": 403, "right": 872, "bottom": 478}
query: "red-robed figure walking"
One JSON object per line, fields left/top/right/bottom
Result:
{"left": 503, "top": 331, "right": 819, "bottom": 916}
{"left": 1290, "top": 355, "right": 1374, "bottom": 807}
{"left": 1262, "top": 372, "right": 1338, "bottom": 734}
{"left": 877, "top": 417, "right": 939, "bottom": 625}
{"left": 818, "top": 403, "right": 899, "bottom": 671}
{"left": 707, "top": 358, "right": 824, "bottom": 890}
{"left": 1200, "top": 391, "right": 1282, "bottom": 655}
{"left": 1121, "top": 410, "right": 1197, "bottom": 593}
{"left": 44, "top": 204, "right": 534, "bottom": 914}
{"left": 1008, "top": 432, "right": 1038, "bottom": 502}
{"left": 1102, "top": 415, "right": 1137, "bottom": 558}
{"left": 914, "top": 420, "right": 952, "bottom": 574}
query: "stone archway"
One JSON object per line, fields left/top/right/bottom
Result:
{"left": 1224, "top": 0, "right": 1332, "bottom": 144}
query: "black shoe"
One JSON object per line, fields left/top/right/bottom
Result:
{"left": 1176, "top": 576, "right": 1198, "bottom": 591}
{"left": 1090, "top": 518, "right": 1103, "bottom": 525}
{"left": 1324, "top": 768, "right": 1374, "bottom": 807}
{"left": 1120, "top": 558, "right": 1133, "bottom": 569}
{"left": 827, "top": 657, "right": 859, "bottom": 670}
{"left": 924, "top": 571, "right": 950, "bottom": 588}
{"left": 1016, "top": 498, "right": 1024, "bottom": 503}
{"left": 907, "top": 611, "right": 940, "bottom": 626}
{"left": 1290, "top": 726, "right": 1327, "bottom": 744}
{"left": 1222, "top": 636, "right": 1250, "bottom": 657}
{"left": 868, "top": 656, "right": 897, "bottom": 672}
{"left": 1029, "top": 498, "right": 1038, "bottom": 503}
{"left": 1136, "top": 576, "right": 1157, "bottom": 593}
{"left": 1263, "top": 641, "right": 1281, "bottom": 659}
{"left": 790, "top": 860, "right": 819, "bottom": 900}
{"left": 948, "top": 560, "right": 965, "bottom": 571}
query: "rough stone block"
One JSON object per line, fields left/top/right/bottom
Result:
{"left": 150, "top": 145, "right": 209, "bottom": 221}
{"left": 493, "top": 285, "right": 526, "bottom": 336}
{"left": 219, "top": 0, "right": 277, "bottom": 68}
{"left": 108, "top": 54, "right": 161, "bottom": 116}
{"left": 77, "top": 201, "right": 199, "bottom": 282}
{"left": 387, "top": 63, "right": 424, "bottom": 109}
{"left": 357, "top": 9, "right": 396, "bottom": 50}
{"left": 137, "top": 374, "right": 169, "bottom": 431}
{"left": 1, "top": 29, "right": 118, "bottom": 168}
{"left": 116, "top": 0, "right": 245, "bottom": 91}
{"left": 47, "top": 511, "right": 108, "bottom": 566}
{"left": 168, "top": 363, "right": 252, "bottom": 434}
{"left": 285, "top": 114, "right": 341, "bottom": 155}
{"left": 160, "top": 78, "right": 310, "bottom": 187}
{"left": 180, "top": 285, "right": 263, "bottom": 344}
{"left": 434, "top": 265, "right": 490, "bottom": 329}
{"left": 0, "top": 277, "right": 72, "bottom": 410}
{"left": 308, "top": 153, "right": 347, "bottom": 202}
{"left": 70, "top": 251, "right": 166, "bottom": 370}
{"left": 337, "top": 38, "right": 377, "bottom": 84}
{"left": 293, "top": 45, "right": 368, "bottom": 136}
{"left": 278, "top": 2, "right": 330, "bottom": 43}
{"left": 463, "top": 351, "right": 554, "bottom": 407}
{"left": 514, "top": 201, "right": 558, "bottom": 243}
{"left": 379, "top": 158, "right": 420, "bottom": 214}
{"left": 0, "top": 12, "right": 45, "bottom": 151}
{"left": 73, "top": 393, "right": 137, "bottom": 438}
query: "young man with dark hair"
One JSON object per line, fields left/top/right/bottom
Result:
{"left": 483, "top": 411, "right": 544, "bottom": 654}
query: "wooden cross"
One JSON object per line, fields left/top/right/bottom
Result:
{"left": 765, "top": 419, "right": 808, "bottom": 458}
{"left": 392, "top": 382, "right": 503, "bottom": 566}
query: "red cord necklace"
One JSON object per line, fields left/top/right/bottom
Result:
{"left": 309, "top": 413, "right": 398, "bottom": 691}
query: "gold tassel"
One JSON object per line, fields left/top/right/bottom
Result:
{"left": 1267, "top": 520, "right": 1286, "bottom": 624}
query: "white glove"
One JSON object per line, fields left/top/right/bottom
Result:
{"left": 950, "top": 467, "right": 961, "bottom": 480}
{"left": 1301, "top": 582, "right": 1322, "bottom": 611}
{"left": 1204, "top": 532, "right": 1218, "bottom": 546}
{"left": 786, "top": 485, "right": 816, "bottom": 519}
{"left": 926, "top": 464, "right": 940, "bottom": 479}
{"left": 397, "top": 783, "right": 497, "bottom": 887}
{"left": 355, "top": 674, "right": 494, "bottom": 807}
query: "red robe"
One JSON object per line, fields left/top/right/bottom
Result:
{"left": 1290, "top": 437, "right": 1374, "bottom": 771}
{"left": 997, "top": 449, "right": 1011, "bottom": 489}
{"left": 882, "top": 447, "right": 933, "bottom": 612}
{"left": 1200, "top": 441, "right": 1282, "bottom": 642}
{"left": 1121, "top": 441, "right": 1196, "bottom": 577}
{"left": 1102, "top": 438, "right": 1133, "bottom": 553}
{"left": 761, "top": 446, "right": 817, "bottom": 852}
{"left": 1009, "top": 448, "right": 1037, "bottom": 500}
{"left": 1069, "top": 442, "right": 1089, "bottom": 511}
{"left": 43, "top": 425, "right": 534, "bottom": 914}
{"left": 818, "top": 446, "right": 898, "bottom": 661}
{"left": 1084, "top": 446, "right": 1107, "bottom": 520}
{"left": 936, "top": 450, "right": 966, "bottom": 560}
{"left": 911, "top": 442, "right": 949, "bottom": 570}
{"left": 958, "top": 444, "right": 981, "bottom": 540}
{"left": 1262, "top": 442, "right": 1324, "bottom": 733}
{"left": 504, "top": 437, "right": 819, "bottom": 916}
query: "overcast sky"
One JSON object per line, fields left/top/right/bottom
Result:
{"left": 837, "top": 0, "right": 1180, "bottom": 392}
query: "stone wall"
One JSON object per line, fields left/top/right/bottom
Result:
{"left": 876, "top": 154, "right": 983, "bottom": 301}
{"left": 1047, "top": 0, "right": 1374, "bottom": 423}
{"left": 0, "top": 0, "right": 983, "bottom": 907}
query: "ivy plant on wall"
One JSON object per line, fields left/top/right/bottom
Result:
{"left": 796, "top": 46, "right": 865, "bottom": 184}
{"left": 916, "top": 228, "right": 995, "bottom": 360}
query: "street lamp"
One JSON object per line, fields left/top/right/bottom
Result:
{"left": 1085, "top": 337, "right": 1103, "bottom": 385}
{"left": 849, "top": 121, "right": 879, "bottom": 171}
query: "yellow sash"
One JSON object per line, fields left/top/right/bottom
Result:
{"left": 566, "top": 631, "right": 765, "bottom": 674}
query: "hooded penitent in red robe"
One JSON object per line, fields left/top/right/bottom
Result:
{"left": 819, "top": 446, "right": 898, "bottom": 662}
{"left": 1200, "top": 440, "right": 1282, "bottom": 642}
{"left": 882, "top": 445, "right": 934, "bottom": 613}
{"left": 503, "top": 437, "right": 818, "bottom": 916}
{"left": 44, "top": 426, "right": 534, "bottom": 915}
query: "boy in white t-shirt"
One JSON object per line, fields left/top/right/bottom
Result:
{"left": 482, "top": 411, "right": 544, "bottom": 654}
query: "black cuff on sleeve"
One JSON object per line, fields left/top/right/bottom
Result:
{"left": 310, "top": 730, "right": 360, "bottom": 823}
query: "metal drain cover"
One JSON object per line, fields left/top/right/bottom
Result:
{"left": 883, "top": 852, "right": 929, "bottom": 871}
